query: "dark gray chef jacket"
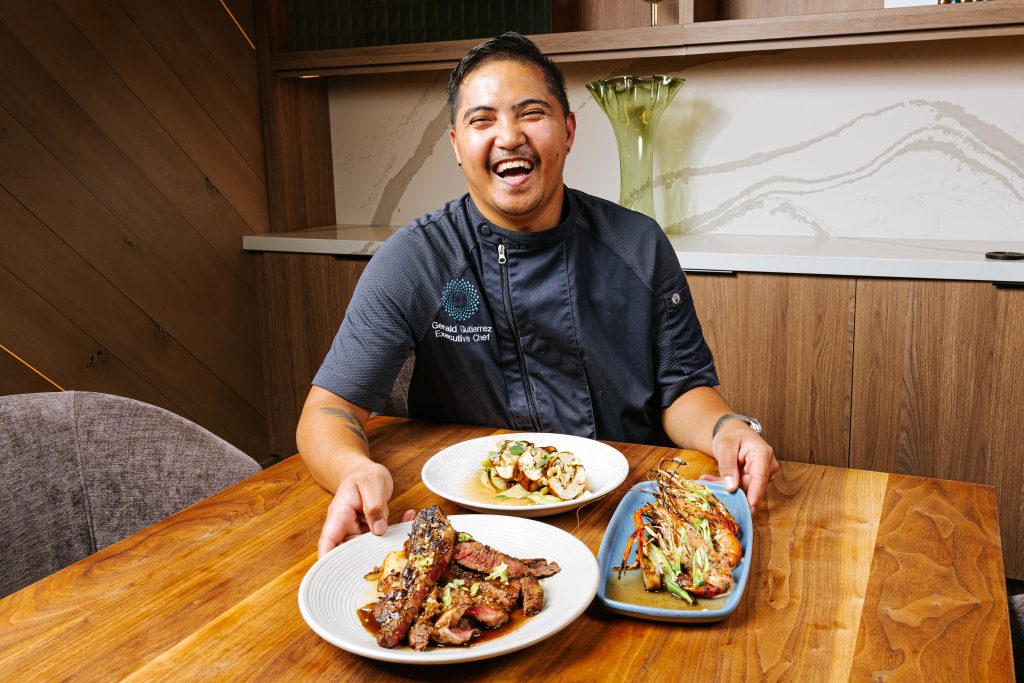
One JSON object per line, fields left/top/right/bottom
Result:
{"left": 313, "top": 187, "right": 718, "bottom": 445}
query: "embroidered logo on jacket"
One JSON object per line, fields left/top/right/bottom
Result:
{"left": 441, "top": 278, "right": 480, "bottom": 321}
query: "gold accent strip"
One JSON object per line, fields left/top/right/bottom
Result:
{"left": 219, "top": 0, "right": 255, "bottom": 51}
{"left": 0, "top": 342, "right": 65, "bottom": 391}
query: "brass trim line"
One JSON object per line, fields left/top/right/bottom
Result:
{"left": 0, "top": 342, "right": 65, "bottom": 391}
{"left": 219, "top": 0, "right": 255, "bottom": 51}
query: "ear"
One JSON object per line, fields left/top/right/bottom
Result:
{"left": 565, "top": 112, "right": 577, "bottom": 153}
{"left": 449, "top": 128, "right": 462, "bottom": 166}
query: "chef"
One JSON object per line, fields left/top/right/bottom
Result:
{"left": 297, "top": 32, "right": 779, "bottom": 556}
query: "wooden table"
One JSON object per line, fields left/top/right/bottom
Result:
{"left": 0, "top": 418, "right": 1014, "bottom": 681}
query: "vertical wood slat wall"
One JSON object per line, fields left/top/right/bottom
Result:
{"left": 0, "top": 1, "right": 270, "bottom": 463}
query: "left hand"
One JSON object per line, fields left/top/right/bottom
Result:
{"left": 702, "top": 421, "right": 779, "bottom": 513}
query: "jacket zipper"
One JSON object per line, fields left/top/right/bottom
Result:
{"left": 497, "top": 242, "right": 542, "bottom": 431}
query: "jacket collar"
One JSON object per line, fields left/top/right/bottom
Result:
{"left": 467, "top": 187, "right": 577, "bottom": 249}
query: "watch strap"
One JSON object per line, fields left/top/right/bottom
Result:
{"left": 713, "top": 413, "right": 763, "bottom": 438}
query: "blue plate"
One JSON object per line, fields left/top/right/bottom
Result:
{"left": 596, "top": 480, "right": 752, "bottom": 622}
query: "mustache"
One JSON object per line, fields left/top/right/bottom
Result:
{"left": 489, "top": 146, "right": 539, "bottom": 166}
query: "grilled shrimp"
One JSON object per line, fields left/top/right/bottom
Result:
{"left": 618, "top": 462, "right": 743, "bottom": 601}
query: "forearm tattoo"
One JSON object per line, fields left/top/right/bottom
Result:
{"left": 319, "top": 406, "right": 368, "bottom": 446}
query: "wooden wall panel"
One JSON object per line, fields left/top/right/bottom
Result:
{"left": 29, "top": 1, "right": 268, "bottom": 257}
{"left": 852, "top": 279, "right": 1024, "bottom": 577}
{"left": 115, "top": 2, "right": 266, "bottom": 184}
{"left": 0, "top": 264, "right": 177, "bottom": 410}
{"left": 989, "top": 287, "right": 1024, "bottom": 579}
{"left": 177, "top": 0, "right": 260, "bottom": 108}
{"left": 0, "top": 346, "right": 58, "bottom": 396}
{"left": 0, "top": 187, "right": 265, "bottom": 458}
{"left": 255, "top": 0, "right": 335, "bottom": 233}
{"left": 255, "top": 253, "right": 369, "bottom": 457}
{"left": 850, "top": 279, "right": 993, "bottom": 482}
{"left": 688, "top": 272, "right": 855, "bottom": 467}
{"left": 0, "top": 1, "right": 271, "bottom": 463}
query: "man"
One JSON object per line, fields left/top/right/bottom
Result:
{"left": 297, "top": 32, "right": 779, "bottom": 557}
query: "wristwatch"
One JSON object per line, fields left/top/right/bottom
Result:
{"left": 712, "top": 413, "right": 763, "bottom": 439}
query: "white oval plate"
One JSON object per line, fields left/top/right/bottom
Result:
{"left": 421, "top": 432, "right": 629, "bottom": 518}
{"left": 298, "top": 514, "right": 599, "bottom": 664}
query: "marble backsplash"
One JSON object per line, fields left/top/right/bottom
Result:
{"left": 329, "top": 36, "right": 1024, "bottom": 240}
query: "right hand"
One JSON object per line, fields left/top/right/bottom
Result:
{"left": 317, "top": 460, "right": 415, "bottom": 557}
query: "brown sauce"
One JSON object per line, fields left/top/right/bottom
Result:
{"left": 357, "top": 601, "right": 530, "bottom": 649}
{"left": 605, "top": 569, "right": 727, "bottom": 611}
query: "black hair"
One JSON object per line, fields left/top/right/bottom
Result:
{"left": 447, "top": 31, "right": 570, "bottom": 126}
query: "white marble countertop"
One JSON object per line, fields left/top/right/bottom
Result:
{"left": 243, "top": 226, "right": 1024, "bottom": 283}
{"left": 669, "top": 235, "right": 1024, "bottom": 283}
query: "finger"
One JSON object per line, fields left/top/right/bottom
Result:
{"left": 400, "top": 508, "right": 416, "bottom": 523}
{"left": 741, "top": 471, "right": 762, "bottom": 512}
{"left": 318, "top": 484, "right": 364, "bottom": 557}
{"left": 697, "top": 473, "right": 723, "bottom": 484}
{"left": 715, "top": 445, "right": 740, "bottom": 492}
{"left": 741, "top": 461, "right": 774, "bottom": 513}
{"left": 355, "top": 476, "right": 391, "bottom": 536}
{"left": 318, "top": 512, "right": 359, "bottom": 557}
{"left": 318, "top": 508, "right": 357, "bottom": 557}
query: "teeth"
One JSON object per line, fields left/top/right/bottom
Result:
{"left": 495, "top": 159, "right": 533, "bottom": 174}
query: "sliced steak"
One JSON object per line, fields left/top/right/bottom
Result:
{"left": 430, "top": 590, "right": 480, "bottom": 647}
{"left": 442, "top": 566, "right": 519, "bottom": 607}
{"left": 432, "top": 617, "right": 478, "bottom": 646}
{"left": 407, "top": 587, "right": 442, "bottom": 652}
{"left": 522, "top": 557, "right": 561, "bottom": 578}
{"left": 375, "top": 506, "right": 456, "bottom": 648}
{"left": 454, "top": 541, "right": 560, "bottom": 578}
{"left": 520, "top": 575, "right": 544, "bottom": 616}
{"left": 464, "top": 603, "right": 510, "bottom": 628}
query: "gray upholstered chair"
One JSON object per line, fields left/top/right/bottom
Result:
{"left": 1011, "top": 592, "right": 1024, "bottom": 679}
{"left": 0, "top": 391, "right": 261, "bottom": 598}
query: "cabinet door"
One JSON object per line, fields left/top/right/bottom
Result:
{"left": 851, "top": 279, "right": 1024, "bottom": 578}
{"left": 687, "top": 272, "right": 855, "bottom": 467}
{"left": 254, "top": 252, "right": 369, "bottom": 457}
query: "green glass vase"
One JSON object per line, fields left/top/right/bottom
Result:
{"left": 586, "top": 75, "right": 684, "bottom": 221}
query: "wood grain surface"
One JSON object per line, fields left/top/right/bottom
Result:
{"left": 254, "top": 253, "right": 371, "bottom": 457}
{"left": 0, "top": 1, "right": 269, "bottom": 460}
{"left": 0, "top": 418, "right": 1011, "bottom": 681}
{"left": 688, "top": 272, "right": 855, "bottom": 469}
{"left": 851, "top": 279, "right": 1024, "bottom": 579}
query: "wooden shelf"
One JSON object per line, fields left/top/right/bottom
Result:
{"left": 270, "top": 2, "right": 1024, "bottom": 78}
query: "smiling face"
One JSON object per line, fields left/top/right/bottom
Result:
{"left": 449, "top": 59, "right": 576, "bottom": 232}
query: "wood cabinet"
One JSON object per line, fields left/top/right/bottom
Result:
{"left": 851, "top": 279, "right": 1024, "bottom": 579}
{"left": 267, "top": 1, "right": 1024, "bottom": 77}
{"left": 687, "top": 273, "right": 856, "bottom": 469}
{"left": 689, "top": 271, "right": 1024, "bottom": 579}
{"left": 253, "top": 252, "right": 370, "bottom": 456}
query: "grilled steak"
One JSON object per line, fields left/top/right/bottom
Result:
{"left": 407, "top": 588, "right": 442, "bottom": 651}
{"left": 521, "top": 557, "right": 561, "bottom": 578}
{"left": 375, "top": 506, "right": 456, "bottom": 648}
{"left": 454, "top": 540, "right": 561, "bottom": 578}
{"left": 464, "top": 602, "right": 511, "bottom": 628}
{"left": 366, "top": 514, "right": 560, "bottom": 650}
{"left": 520, "top": 575, "right": 544, "bottom": 616}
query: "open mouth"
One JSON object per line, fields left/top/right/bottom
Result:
{"left": 493, "top": 158, "right": 534, "bottom": 180}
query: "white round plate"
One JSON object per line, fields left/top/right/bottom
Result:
{"left": 421, "top": 432, "right": 629, "bottom": 518}
{"left": 298, "top": 514, "right": 599, "bottom": 664}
